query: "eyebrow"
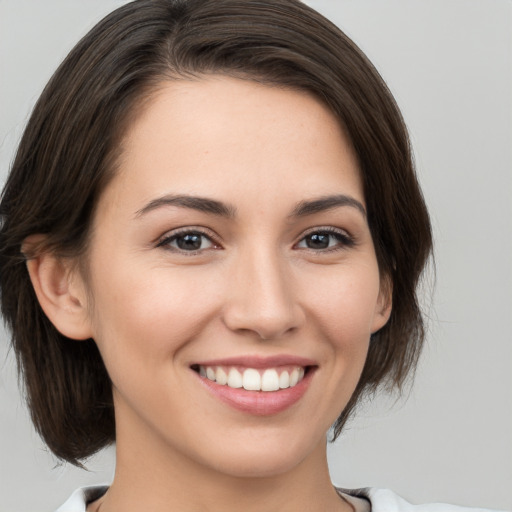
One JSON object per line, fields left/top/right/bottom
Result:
{"left": 135, "top": 194, "right": 237, "bottom": 218}
{"left": 135, "top": 193, "right": 366, "bottom": 219}
{"left": 289, "top": 194, "right": 366, "bottom": 219}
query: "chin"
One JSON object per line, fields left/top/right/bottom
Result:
{"left": 197, "top": 430, "right": 326, "bottom": 479}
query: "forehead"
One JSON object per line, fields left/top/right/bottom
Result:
{"left": 99, "top": 76, "right": 363, "bottom": 219}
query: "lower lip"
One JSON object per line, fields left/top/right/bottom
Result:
{"left": 196, "top": 369, "right": 315, "bottom": 416}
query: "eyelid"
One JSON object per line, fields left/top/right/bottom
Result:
{"left": 294, "top": 226, "right": 355, "bottom": 251}
{"left": 156, "top": 226, "right": 223, "bottom": 252}
{"left": 154, "top": 225, "right": 355, "bottom": 254}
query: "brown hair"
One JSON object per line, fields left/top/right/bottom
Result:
{"left": 0, "top": 0, "right": 432, "bottom": 465}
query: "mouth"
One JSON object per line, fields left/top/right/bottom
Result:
{"left": 190, "top": 356, "right": 317, "bottom": 415}
{"left": 191, "top": 364, "right": 309, "bottom": 392}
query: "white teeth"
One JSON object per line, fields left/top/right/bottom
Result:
{"left": 198, "top": 365, "right": 306, "bottom": 392}
{"left": 227, "top": 368, "right": 243, "bottom": 388}
{"left": 242, "top": 369, "right": 261, "bottom": 390}
{"left": 261, "top": 369, "right": 279, "bottom": 391}
{"left": 216, "top": 367, "right": 228, "bottom": 385}
{"left": 289, "top": 368, "right": 299, "bottom": 387}
{"left": 278, "top": 370, "right": 290, "bottom": 389}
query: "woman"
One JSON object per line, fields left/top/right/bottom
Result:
{"left": 0, "top": 1, "right": 506, "bottom": 511}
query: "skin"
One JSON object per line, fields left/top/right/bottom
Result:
{"left": 29, "top": 76, "right": 391, "bottom": 512}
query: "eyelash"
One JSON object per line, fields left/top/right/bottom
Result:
{"left": 156, "top": 227, "right": 220, "bottom": 255}
{"left": 156, "top": 226, "right": 355, "bottom": 255}
{"left": 295, "top": 227, "right": 355, "bottom": 253}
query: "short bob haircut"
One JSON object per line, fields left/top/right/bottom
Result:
{"left": 0, "top": 0, "right": 432, "bottom": 466}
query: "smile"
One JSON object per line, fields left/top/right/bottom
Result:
{"left": 191, "top": 357, "right": 316, "bottom": 415}
{"left": 196, "top": 365, "right": 306, "bottom": 392}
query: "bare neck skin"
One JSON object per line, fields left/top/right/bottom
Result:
{"left": 88, "top": 417, "right": 351, "bottom": 512}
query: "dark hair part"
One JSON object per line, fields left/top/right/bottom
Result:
{"left": 0, "top": 0, "right": 432, "bottom": 465}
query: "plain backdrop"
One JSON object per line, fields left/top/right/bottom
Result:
{"left": 0, "top": 1, "right": 511, "bottom": 511}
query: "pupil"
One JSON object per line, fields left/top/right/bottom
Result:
{"left": 177, "top": 233, "right": 202, "bottom": 250}
{"left": 307, "top": 233, "right": 329, "bottom": 249}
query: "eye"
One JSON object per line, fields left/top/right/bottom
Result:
{"left": 157, "top": 229, "right": 218, "bottom": 253}
{"left": 295, "top": 228, "right": 354, "bottom": 251}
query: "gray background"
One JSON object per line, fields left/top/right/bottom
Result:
{"left": 0, "top": 1, "right": 511, "bottom": 511}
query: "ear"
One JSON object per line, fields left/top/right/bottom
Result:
{"left": 371, "top": 275, "right": 393, "bottom": 334}
{"left": 24, "top": 236, "right": 93, "bottom": 340}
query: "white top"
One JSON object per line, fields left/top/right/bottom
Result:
{"left": 55, "top": 485, "right": 506, "bottom": 512}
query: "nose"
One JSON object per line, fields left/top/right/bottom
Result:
{"left": 222, "top": 247, "right": 305, "bottom": 340}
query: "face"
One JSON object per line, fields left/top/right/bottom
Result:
{"left": 78, "top": 76, "right": 390, "bottom": 478}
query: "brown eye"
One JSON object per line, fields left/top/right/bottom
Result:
{"left": 296, "top": 229, "right": 354, "bottom": 251}
{"left": 304, "top": 233, "right": 331, "bottom": 249}
{"left": 158, "top": 230, "right": 216, "bottom": 253}
{"left": 175, "top": 233, "right": 206, "bottom": 251}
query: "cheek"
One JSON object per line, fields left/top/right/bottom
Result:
{"left": 303, "top": 261, "right": 382, "bottom": 346}
{"left": 87, "top": 262, "right": 222, "bottom": 365}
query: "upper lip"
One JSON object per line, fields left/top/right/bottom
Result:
{"left": 191, "top": 354, "right": 317, "bottom": 369}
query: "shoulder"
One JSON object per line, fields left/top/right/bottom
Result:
{"left": 55, "top": 486, "right": 108, "bottom": 512}
{"left": 339, "top": 487, "right": 507, "bottom": 512}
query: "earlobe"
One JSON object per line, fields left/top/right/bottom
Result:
{"left": 24, "top": 239, "right": 93, "bottom": 340}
